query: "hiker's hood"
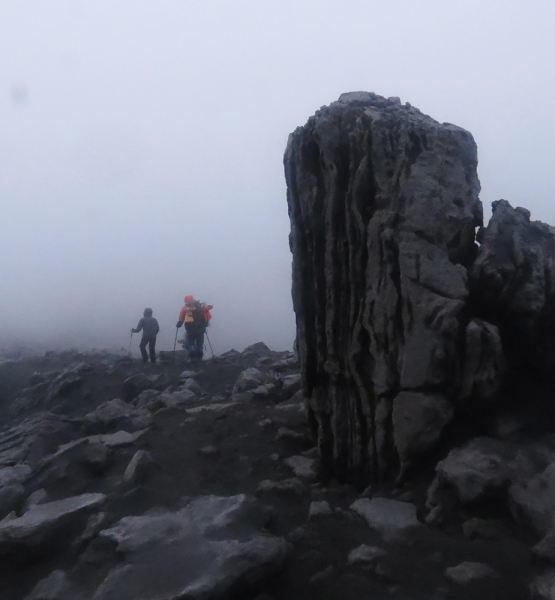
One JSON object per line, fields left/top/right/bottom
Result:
{"left": 184, "top": 295, "right": 194, "bottom": 303}
{"left": 144, "top": 308, "right": 153, "bottom": 317}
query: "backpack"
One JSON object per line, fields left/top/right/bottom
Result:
{"left": 192, "top": 301, "right": 206, "bottom": 330}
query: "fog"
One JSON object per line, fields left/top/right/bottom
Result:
{"left": 1, "top": 1, "right": 554, "bottom": 355}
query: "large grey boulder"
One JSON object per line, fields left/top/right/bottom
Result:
{"left": 470, "top": 199, "right": 555, "bottom": 376}
{"left": 285, "top": 92, "right": 495, "bottom": 485}
{"left": 433, "top": 437, "right": 515, "bottom": 503}
{"left": 23, "top": 570, "right": 70, "bottom": 600}
{"left": 84, "top": 399, "right": 152, "bottom": 434}
{"left": 510, "top": 463, "right": 555, "bottom": 536}
{"left": 392, "top": 391, "right": 453, "bottom": 477}
{"left": 0, "top": 493, "right": 105, "bottom": 556}
{"left": 90, "top": 494, "right": 288, "bottom": 600}
{"left": 233, "top": 368, "right": 265, "bottom": 394}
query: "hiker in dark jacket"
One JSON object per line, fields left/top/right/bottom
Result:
{"left": 132, "top": 308, "right": 160, "bottom": 363}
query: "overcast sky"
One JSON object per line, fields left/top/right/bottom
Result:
{"left": 1, "top": 1, "right": 554, "bottom": 355}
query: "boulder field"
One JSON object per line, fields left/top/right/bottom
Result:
{"left": 0, "top": 342, "right": 546, "bottom": 599}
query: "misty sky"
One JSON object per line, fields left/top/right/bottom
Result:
{"left": 1, "top": 1, "right": 554, "bottom": 355}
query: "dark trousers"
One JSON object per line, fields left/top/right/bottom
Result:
{"left": 185, "top": 324, "right": 204, "bottom": 359}
{"left": 139, "top": 336, "right": 156, "bottom": 363}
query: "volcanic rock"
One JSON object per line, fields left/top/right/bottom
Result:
{"left": 285, "top": 92, "right": 489, "bottom": 485}
{"left": 0, "top": 493, "right": 106, "bottom": 557}
{"left": 91, "top": 494, "right": 288, "bottom": 600}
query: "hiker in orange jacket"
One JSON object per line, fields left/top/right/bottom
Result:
{"left": 176, "top": 296, "right": 213, "bottom": 360}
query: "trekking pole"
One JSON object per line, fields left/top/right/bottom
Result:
{"left": 128, "top": 331, "right": 133, "bottom": 356}
{"left": 173, "top": 327, "right": 179, "bottom": 361}
{"left": 205, "top": 330, "right": 214, "bottom": 358}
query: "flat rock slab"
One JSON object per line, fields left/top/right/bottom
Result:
{"left": 445, "top": 561, "right": 499, "bottom": 585}
{"left": 347, "top": 544, "right": 386, "bottom": 567}
{"left": 0, "top": 493, "right": 105, "bottom": 555}
{"left": 0, "top": 463, "right": 32, "bottom": 487}
{"left": 91, "top": 494, "right": 288, "bottom": 600}
{"left": 350, "top": 498, "right": 421, "bottom": 540}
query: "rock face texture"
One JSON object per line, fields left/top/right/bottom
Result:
{"left": 285, "top": 91, "right": 554, "bottom": 486}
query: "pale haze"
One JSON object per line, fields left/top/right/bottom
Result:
{"left": 1, "top": 1, "right": 554, "bottom": 355}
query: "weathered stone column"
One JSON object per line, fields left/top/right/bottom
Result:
{"left": 285, "top": 92, "right": 492, "bottom": 486}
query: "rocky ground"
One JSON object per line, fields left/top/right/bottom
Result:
{"left": 0, "top": 343, "right": 551, "bottom": 599}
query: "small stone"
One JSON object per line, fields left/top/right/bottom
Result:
{"left": 181, "top": 378, "right": 202, "bottom": 396}
{"left": 309, "top": 565, "right": 335, "bottom": 586}
{"left": 359, "top": 485, "right": 373, "bottom": 498}
{"left": 275, "top": 428, "right": 307, "bottom": 441}
{"left": 23, "top": 569, "right": 69, "bottom": 600}
{"left": 462, "top": 518, "right": 503, "bottom": 540}
{"left": 179, "top": 371, "right": 197, "bottom": 379}
{"left": 308, "top": 501, "right": 333, "bottom": 521}
{"left": 198, "top": 446, "right": 219, "bottom": 456}
{"left": 284, "top": 455, "right": 317, "bottom": 481}
{"left": 270, "top": 454, "right": 280, "bottom": 462}
{"left": 350, "top": 498, "right": 421, "bottom": 540}
{"left": 0, "top": 484, "right": 25, "bottom": 519}
{"left": 347, "top": 544, "right": 386, "bottom": 568}
{"left": 445, "top": 561, "right": 499, "bottom": 585}
{"left": 122, "top": 450, "right": 157, "bottom": 486}
{"left": 22, "top": 489, "right": 48, "bottom": 514}
{"left": 258, "top": 478, "right": 306, "bottom": 495}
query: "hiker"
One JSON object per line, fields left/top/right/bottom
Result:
{"left": 176, "top": 296, "right": 211, "bottom": 360}
{"left": 132, "top": 308, "right": 160, "bottom": 363}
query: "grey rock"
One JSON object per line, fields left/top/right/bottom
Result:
{"left": 470, "top": 199, "right": 555, "bottom": 378}
{"left": 87, "top": 429, "right": 149, "bottom": 448}
{"left": 22, "top": 488, "right": 48, "bottom": 514}
{"left": 179, "top": 370, "right": 197, "bottom": 379}
{"left": 444, "top": 561, "right": 499, "bottom": 585}
{"left": 510, "top": 463, "right": 555, "bottom": 535}
{"left": 84, "top": 399, "right": 152, "bottom": 434}
{"left": 275, "top": 427, "right": 309, "bottom": 442}
{"left": 93, "top": 494, "right": 288, "bottom": 600}
{"left": 233, "top": 368, "right": 265, "bottom": 394}
{"left": 531, "top": 570, "right": 555, "bottom": 599}
{"left": 134, "top": 389, "right": 161, "bottom": 409}
{"left": 252, "top": 383, "right": 277, "bottom": 398}
{"left": 153, "top": 389, "right": 198, "bottom": 410}
{"left": 258, "top": 478, "right": 306, "bottom": 495}
{"left": 435, "top": 437, "right": 514, "bottom": 503}
{"left": 308, "top": 500, "right": 333, "bottom": 521}
{"left": 284, "top": 455, "right": 317, "bottom": 481}
{"left": 121, "top": 374, "right": 159, "bottom": 402}
{"left": 198, "top": 446, "right": 219, "bottom": 456}
{"left": 281, "top": 374, "right": 301, "bottom": 398}
{"left": 347, "top": 544, "right": 386, "bottom": 568}
{"left": 0, "top": 413, "right": 76, "bottom": 468}
{"left": 350, "top": 498, "right": 420, "bottom": 540}
{"left": 72, "top": 511, "right": 107, "bottom": 550}
{"left": 0, "top": 493, "right": 106, "bottom": 556}
{"left": 309, "top": 565, "right": 335, "bottom": 586}
{"left": 285, "top": 92, "right": 485, "bottom": 484}
{"left": 181, "top": 378, "right": 203, "bottom": 396}
{"left": 23, "top": 570, "right": 70, "bottom": 600}
{"left": 392, "top": 391, "right": 453, "bottom": 475}
{"left": 462, "top": 518, "right": 504, "bottom": 540}
{"left": 242, "top": 342, "right": 273, "bottom": 356}
{"left": 122, "top": 450, "right": 157, "bottom": 486}
{"left": 0, "top": 463, "right": 32, "bottom": 487}
{"left": 0, "top": 484, "right": 25, "bottom": 519}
